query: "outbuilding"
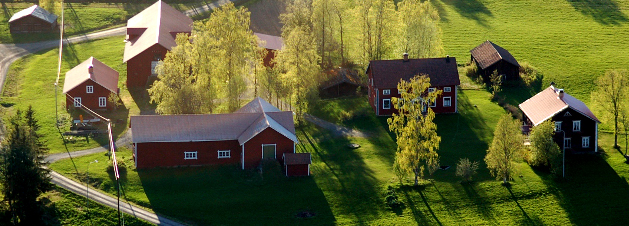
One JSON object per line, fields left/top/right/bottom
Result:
{"left": 470, "top": 40, "right": 520, "bottom": 81}
{"left": 8, "top": 5, "right": 58, "bottom": 33}
{"left": 255, "top": 33, "right": 283, "bottom": 68}
{"left": 283, "top": 153, "right": 311, "bottom": 177}
{"left": 319, "top": 68, "right": 366, "bottom": 99}
{"left": 63, "top": 57, "right": 119, "bottom": 111}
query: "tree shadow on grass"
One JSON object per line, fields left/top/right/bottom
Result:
{"left": 65, "top": 3, "right": 85, "bottom": 34}
{"left": 567, "top": 0, "right": 628, "bottom": 25}
{"left": 128, "top": 87, "right": 156, "bottom": 115}
{"left": 439, "top": 0, "right": 493, "bottom": 27}
{"left": 1, "top": 2, "right": 12, "bottom": 21}
{"left": 399, "top": 185, "right": 443, "bottom": 225}
{"left": 461, "top": 182, "right": 496, "bottom": 222}
{"left": 505, "top": 185, "right": 544, "bottom": 225}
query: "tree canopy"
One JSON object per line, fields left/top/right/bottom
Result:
{"left": 528, "top": 120, "right": 561, "bottom": 172}
{"left": 484, "top": 113, "right": 524, "bottom": 184}
{"left": 591, "top": 69, "right": 629, "bottom": 148}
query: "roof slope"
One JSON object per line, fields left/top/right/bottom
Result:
{"left": 131, "top": 98, "right": 297, "bottom": 145}
{"left": 320, "top": 68, "right": 366, "bottom": 90}
{"left": 123, "top": 0, "right": 193, "bottom": 62}
{"left": 470, "top": 40, "right": 520, "bottom": 69}
{"left": 255, "top": 33, "right": 283, "bottom": 50}
{"left": 368, "top": 57, "right": 460, "bottom": 88}
{"left": 9, "top": 5, "right": 58, "bottom": 24}
{"left": 284, "top": 153, "right": 312, "bottom": 165}
{"left": 63, "top": 57, "right": 119, "bottom": 94}
{"left": 519, "top": 86, "right": 600, "bottom": 126}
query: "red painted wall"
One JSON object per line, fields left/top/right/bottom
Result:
{"left": 66, "top": 79, "right": 116, "bottom": 111}
{"left": 242, "top": 128, "right": 295, "bottom": 169}
{"left": 371, "top": 86, "right": 457, "bottom": 116}
{"left": 126, "top": 44, "right": 168, "bottom": 87}
{"left": 9, "top": 15, "right": 57, "bottom": 33}
{"left": 261, "top": 48, "right": 277, "bottom": 68}
{"left": 286, "top": 164, "right": 309, "bottom": 176}
{"left": 135, "top": 140, "right": 241, "bottom": 169}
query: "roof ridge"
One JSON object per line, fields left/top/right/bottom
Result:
{"left": 489, "top": 41, "right": 504, "bottom": 61}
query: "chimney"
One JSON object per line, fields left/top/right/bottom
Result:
{"left": 557, "top": 89, "right": 564, "bottom": 99}
{"left": 403, "top": 53, "right": 409, "bottom": 62}
{"left": 446, "top": 55, "right": 450, "bottom": 63}
{"left": 550, "top": 81, "right": 555, "bottom": 89}
{"left": 88, "top": 64, "right": 94, "bottom": 76}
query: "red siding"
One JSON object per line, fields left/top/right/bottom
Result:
{"left": 261, "top": 48, "right": 277, "bottom": 68}
{"left": 126, "top": 44, "right": 168, "bottom": 87}
{"left": 9, "top": 15, "right": 57, "bottom": 33}
{"left": 286, "top": 164, "right": 309, "bottom": 177}
{"left": 135, "top": 140, "right": 241, "bottom": 169}
{"left": 66, "top": 79, "right": 116, "bottom": 111}
{"left": 372, "top": 86, "right": 457, "bottom": 116}
{"left": 243, "top": 128, "right": 295, "bottom": 169}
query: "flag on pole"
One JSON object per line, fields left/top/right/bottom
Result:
{"left": 108, "top": 123, "right": 120, "bottom": 179}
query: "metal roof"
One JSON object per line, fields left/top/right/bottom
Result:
{"left": 9, "top": 5, "right": 58, "bottom": 24}
{"left": 62, "top": 57, "right": 119, "bottom": 94}
{"left": 367, "top": 57, "right": 460, "bottom": 88}
{"left": 519, "top": 86, "right": 600, "bottom": 126}
{"left": 254, "top": 33, "right": 283, "bottom": 50}
{"left": 283, "top": 153, "right": 311, "bottom": 165}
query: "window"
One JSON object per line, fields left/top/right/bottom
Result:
{"left": 444, "top": 87, "right": 452, "bottom": 92}
{"left": 98, "top": 97, "right": 107, "bottom": 107}
{"left": 555, "top": 121, "right": 562, "bottom": 132}
{"left": 383, "top": 99, "right": 391, "bottom": 109}
{"left": 443, "top": 97, "right": 451, "bottom": 107}
{"left": 73, "top": 97, "right": 82, "bottom": 107}
{"left": 564, "top": 138, "right": 572, "bottom": 149}
{"left": 429, "top": 98, "right": 436, "bottom": 107}
{"left": 184, "top": 151, "right": 197, "bottom": 159}
{"left": 86, "top": 86, "right": 93, "bottom": 93}
{"left": 428, "top": 88, "right": 436, "bottom": 93}
{"left": 573, "top": 120, "right": 581, "bottom": 132}
{"left": 398, "top": 89, "right": 404, "bottom": 94}
{"left": 218, "top": 150, "right": 231, "bottom": 158}
{"left": 582, "top": 137, "right": 590, "bottom": 148}
{"left": 262, "top": 144, "right": 276, "bottom": 159}
{"left": 383, "top": 89, "right": 391, "bottom": 95}
{"left": 564, "top": 112, "right": 572, "bottom": 117}
{"left": 151, "top": 61, "right": 159, "bottom": 75}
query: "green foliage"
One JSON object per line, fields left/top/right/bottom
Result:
{"left": 591, "top": 69, "right": 629, "bottom": 148}
{"left": 384, "top": 185, "right": 402, "bottom": 208}
{"left": 489, "top": 70, "right": 502, "bottom": 97}
{"left": 464, "top": 61, "right": 484, "bottom": 84}
{"left": 528, "top": 121, "right": 561, "bottom": 173}
{"left": 397, "top": 0, "right": 443, "bottom": 58}
{"left": 456, "top": 158, "right": 479, "bottom": 183}
{"left": 518, "top": 62, "right": 543, "bottom": 87}
{"left": 484, "top": 113, "right": 524, "bottom": 184}
{"left": 107, "top": 93, "right": 122, "bottom": 111}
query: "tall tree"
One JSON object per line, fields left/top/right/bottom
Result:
{"left": 397, "top": 0, "right": 443, "bottom": 58}
{"left": 591, "top": 69, "right": 629, "bottom": 148}
{"left": 350, "top": 0, "right": 397, "bottom": 65}
{"left": 485, "top": 113, "right": 524, "bottom": 184}
{"left": 529, "top": 120, "right": 561, "bottom": 172}
{"left": 388, "top": 75, "right": 441, "bottom": 186}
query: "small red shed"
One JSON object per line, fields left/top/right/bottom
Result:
{"left": 9, "top": 5, "right": 58, "bottom": 33}
{"left": 283, "top": 153, "right": 312, "bottom": 177}
{"left": 255, "top": 33, "right": 283, "bottom": 68}
{"left": 63, "top": 57, "right": 119, "bottom": 111}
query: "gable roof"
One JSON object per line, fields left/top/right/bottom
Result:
{"left": 255, "top": 33, "right": 283, "bottom": 50}
{"left": 9, "top": 5, "right": 57, "bottom": 24}
{"left": 320, "top": 68, "right": 366, "bottom": 90}
{"left": 63, "top": 57, "right": 119, "bottom": 94}
{"left": 367, "top": 57, "right": 460, "bottom": 88}
{"left": 519, "top": 86, "right": 600, "bottom": 126}
{"left": 131, "top": 98, "right": 297, "bottom": 145}
{"left": 123, "top": 0, "right": 193, "bottom": 62}
{"left": 470, "top": 40, "right": 520, "bottom": 69}
{"left": 283, "top": 153, "right": 312, "bottom": 165}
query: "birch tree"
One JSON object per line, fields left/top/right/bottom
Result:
{"left": 529, "top": 120, "right": 561, "bottom": 171}
{"left": 397, "top": 0, "right": 444, "bottom": 58}
{"left": 485, "top": 113, "right": 524, "bottom": 184}
{"left": 591, "top": 69, "right": 629, "bottom": 148}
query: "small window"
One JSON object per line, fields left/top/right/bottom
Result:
{"left": 86, "top": 86, "right": 93, "bottom": 93}
{"left": 582, "top": 137, "right": 590, "bottom": 148}
{"left": 555, "top": 121, "right": 562, "bottom": 132}
{"left": 98, "top": 97, "right": 107, "bottom": 107}
{"left": 383, "top": 99, "right": 391, "bottom": 109}
{"left": 443, "top": 97, "right": 451, "bottom": 107}
{"left": 444, "top": 87, "right": 452, "bottom": 92}
{"left": 428, "top": 88, "right": 436, "bottom": 93}
{"left": 151, "top": 61, "right": 159, "bottom": 75}
{"left": 564, "top": 112, "right": 572, "bottom": 117}
{"left": 184, "top": 151, "right": 197, "bottom": 159}
{"left": 564, "top": 138, "right": 572, "bottom": 149}
{"left": 383, "top": 89, "right": 391, "bottom": 95}
{"left": 74, "top": 97, "right": 82, "bottom": 107}
{"left": 218, "top": 150, "right": 231, "bottom": 159}
{"left": 262, "top": 144, "right": 276, "bottom": 159}
{"left": 573, "top": 120, "right": 581, "bottom": 132}
{"left": 429, "top": 98, "right": 436, "bottom": 107}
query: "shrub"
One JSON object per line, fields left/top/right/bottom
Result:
{"left": 384, "top": 186, "right": 402, "bottom": 208}
{"left": 519, "top": 62, "right": 543, "bottom": 87}
{"left": 464, "top": 62, "right": 483, "bottom": 84}
{"left": 456, "top": 158, "right": 479, "bottom": 183}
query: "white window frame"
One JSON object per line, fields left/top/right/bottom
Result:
{"left": 555, "top": 121, "right": 562, "bottom": 132}
{"left": 184, "top": 151, "right": 197, "bottom": 160}
{"left": 218, "top": 150, "right": 231, "bottom": 159}
{"left": 428, "top": 88, "right": 436, "bottom": 93}
{"left": 383, "top": 89, "right": 390, "bottom": 95}
{"left": 262, "top": 144, "right": 277, "bottom": 159}
{"left": 443, "top": 97, "right": 451, "bottom": 107}
{"left": 398, "top": 89, "right": 404, "bottom": 94}
{"left": 582, "top": 137, "right": 590, "bottom": 148}
{"left": 429, "top": 98, "right": 436, "bottom": 107}
{"left": 573, "top": 120, "right": 581, "bottom": 132}
{"left": 151, "top": 61, "right": 159, "bottom": 75}
{"left": 382, "top": 99, "right": 391, "bottom": 109}
{"left": 98, "top": 97, "right": 107, "bottom": 107}
{"left": 86, "top": 85, "right": 94, "bottom": 93}
{"left": 444, "top": 87, "right": 452, "bottom": 92}
{"left": 564, "top": 138, "right": 572, "bottom": 149}
{"left": 73, "top": 97, "right": 82, "bottom": 107}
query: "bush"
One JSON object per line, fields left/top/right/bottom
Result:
{"left": 384, "top": 186, "right": 402, "bottom": 208}
{"left": 519, "top": 62, "right": 543, "bottom": 87}
{"left": 464, "top": 62, "right": 483, "bottom": 84}
{"left": 456, "top": 158, "right": 479, "bottom": 183}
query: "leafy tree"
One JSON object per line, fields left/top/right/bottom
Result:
{"left": 456, "top": 158, "right": 479, "bottom": 183}
{"left": 397, "top": 0, "right": 443, "bottom": 58}
{"left": 350, "top": 0, "right": 398, "bottom": 65}
{"left": 484, "top": 113, "right": 524, "bottom": 184}
{"left": 107, "top": 93, "right": 122, "bottom": 111}
{"left": 591, "top": 69, "right": 629, "bottom": 148}
{"left": 0, "top": 109, "right": 51, "bottom": 224}
{"left": 620, "top": 109, "right": 629, "bottom": 156}
{"left": 528, "top": 120, "right": 561, "bottom": 172}
{"left": 489, "top": 70, "right": 502, "bottom": 97}
{"left": 388, "top": 75, "right": 441, "bottom": 186}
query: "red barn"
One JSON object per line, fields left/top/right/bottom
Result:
{"left": 63, "top": 57, "right": 119, "bottom": 111}
{"left": 8, "top": 5, "right": 57, "bottom": 33}
{"left": 255, "top": 33, "right": 283, "bottom": 68}
{"left": 367, "top": 55, "right": 460, "bottom": 116}
{"left": 123, "top": 0, "right": 192, "bottom": 88}
{"left": 131, "top": 98, "right": 300, "bottom": 169}
{"left": 283, "top": 153, "right": 311, "bottom": 177}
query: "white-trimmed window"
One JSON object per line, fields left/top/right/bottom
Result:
{"left": 73, "top": 97, "right": 82, "bottom": 107}
{"left": 428, "top": 88, "right": 436, "bottom": 93}
{"left": 564, "top": 138, "right": 572, "bottom": 149}
{"left": 151, "top": 61, "right": 159, "bottom": 75}
{"left": 262, "top": 144, "right": 276, "bottom": 159}
{"left": 443, "top": 97, "right": 451, "bottom": 107}
{"left": 218, "top": 150, "right": 231, "bottom": 159}
{"left": 383, "top": 99, "right": 391, "bottom": 109}
{"left": 555, "top": 121, "right": 562, "bottom": 132}
{"left": 383, "top": 89, "right": 391, "bottom": 95}
{"left": 398, "top": 89, "right": 404, "bottom": 94}
{"left": 429, "top": 98, "right": 436, "bottom": 107}
{"left": 582, "top": 137, "right": 590, "bottom": 148}
{"left": 573, "top": 120, "right": 581, "bottom": 132}
{"left": 184, "top": 151, "right": 197, "bottom": 159}
{"left": 98, "top": 97, "right": 107, "bottom": 107}
{"left": 444, "top": 87, "right": 452, "bottom": 92}
{"left": 86, "top": 86, "right": 93, "bottom": 93}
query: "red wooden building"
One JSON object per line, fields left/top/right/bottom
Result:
{"left": 255, "top": 33, "right": 283, "bottom": 68}
{"left": 131, "top": 98, "right": 300, "bottom": 169}
{"left": 63, "top": 57, "right": 119, "bottom": 111}
{"left": 519, "top": 84, "right": 600, "bottom": 152}
{"left": 367, "top": 55, "right": 460, "bottom": 116}
{"left": 470, "top": 40, "right": 520, "bottom": 81}
{"left": 283, "top": 153, "right": 311, "bottom": 177}
{"left": 8, "top": 5, "right": 57, "bottom": 33}
{"left": 123, "top": 0, "right": 192, "bottom": 87}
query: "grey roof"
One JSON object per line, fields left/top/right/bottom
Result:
{"left": 236, "top": 97, "right": 281, "bottom": 113}
{"left": 470, "top": 40, "right": 520, "bottom": 69}
{"left": 255, "top": 33, "right": 283, "bottom": 50}
{"left": 9, "top": 5, "right": 57, "bottom": 24}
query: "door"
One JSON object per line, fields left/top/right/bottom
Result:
{"left": 262, "top": 144, "right": 276, "bottom": 159}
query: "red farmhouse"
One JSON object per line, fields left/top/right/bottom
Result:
{"left": 131, "top": 98, "right": 300, "bottom": 169}
{"left": 519, "top": 84, "right": 600, "bottom": 152}
{"left": 255, "top": 33, "right": 283, "bottom": 68}
{"left": 123, "top": 0, "right": 192, "bottom": 87}
{"left": 8, "top": 5, "right": 58, "bottom": 33}
{"left": 367, "top": 55, "right": 460, "bottom": 116}
{"left": 63, "top": 57, "right": 119, "bottom": 111}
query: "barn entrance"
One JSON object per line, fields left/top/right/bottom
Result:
{"left": 262, "top": 144, "right": 276, "bottom": 159}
